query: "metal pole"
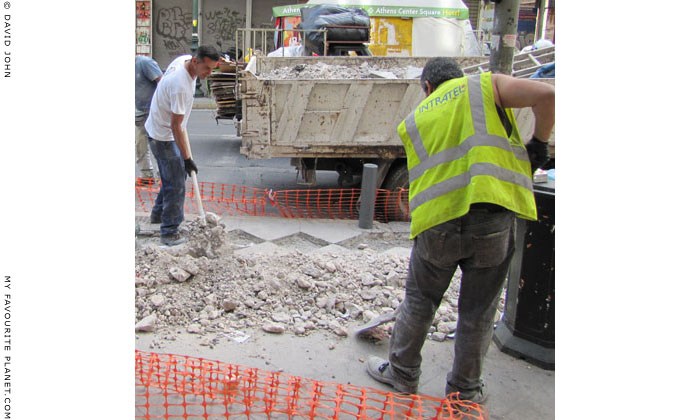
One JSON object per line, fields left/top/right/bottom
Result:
{"left": 535, "top": 0, "right": 547, "bottom": 41}
{"left": 489, "top": 0, "right": 520, "bottom": 75}
{"left": 192, "top": 0, "right": 199, "bottom": 53}
{"left": 359, "top": 163, "right": 378, "bottom": 229}
{"left": 245, "top": 0, "right": 252, "bottom": 56}
{"left": 192, "top": 0, "right": 203, "bottom": 96}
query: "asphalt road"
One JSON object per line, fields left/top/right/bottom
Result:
{"left": 179, "top": 109, "right": 339, "bottom": 190}
{"left": 137, "top": 109, "right": 340, "bottom": 190}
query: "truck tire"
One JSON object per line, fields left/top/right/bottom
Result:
{"left": 382, "top": 161, "right": 410, "bottom": 220}
{"left": 382, "top": 161, "right": 409, "bottom": 191}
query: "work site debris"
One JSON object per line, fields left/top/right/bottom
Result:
{"left": 186, "top": 214, "right": 227, "bottom": 259}
{"left": 135, "top": 222, "right": 509, "bottom": 344}
{"left": 135, "top": 314, "right": 157, "bottom": 332}
{"left": 135, "top": 239, "right": 462, "bottom": 340}
{"left": 259, "top": 62, "right": 422, "bottom": 80}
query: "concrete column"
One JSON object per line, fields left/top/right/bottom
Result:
{"left": 489, "top": 0, "right": 520, "bottom": 75}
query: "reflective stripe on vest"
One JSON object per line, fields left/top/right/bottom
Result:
{"left": 399, "top": 72, "right": 537, "bottom": 238}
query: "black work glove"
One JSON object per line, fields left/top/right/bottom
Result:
{"left": 525, "top": 136, "right": 550, "bottom": 174}
{"left": 184, "top": 158, "right": 198, "bottom": 177}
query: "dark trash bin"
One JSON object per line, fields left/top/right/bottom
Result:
{"left": 493, "top": 179, "right": 555, "bottom": 370}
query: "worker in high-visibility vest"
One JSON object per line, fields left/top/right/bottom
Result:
{"left": 365, "top": 57, "right": 554, "bottom": 407}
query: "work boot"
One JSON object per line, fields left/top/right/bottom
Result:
{"left": 443, "top": 381, "right": 488, "bottom": 416}
{"left": 445, "top": 381, "right": 488, "bottom": 404}
{"left": 149, "top": 212, "right": 162, "bottom": 224}
{"left": 365, "top": 357, "right": 418, "bottom": 394}
{"left": 160, "top": 233, "right": 186, "bottom": 246}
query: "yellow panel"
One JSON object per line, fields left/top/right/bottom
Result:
{"left": 368, "top": 17, "right": 413, "bottom": 57}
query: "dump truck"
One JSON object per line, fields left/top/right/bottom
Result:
{"left": 236, "top": 55, "right": 555, "bottom": 190}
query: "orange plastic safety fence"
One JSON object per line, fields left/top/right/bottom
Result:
{"left": 135, "top": 179, "right": 410, "bottom": 222}
{"left": 135, "top": 351, "right": 486, "bottom": 420}
{"left": 136, "top": 178, "right": 269, "bottom": 217}
{"left": 268, "top": 188, "right": 411, "bottom": 223}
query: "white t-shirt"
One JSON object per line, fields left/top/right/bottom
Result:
{"left": 145, "top": 55, "right": 195, "bottom": 141}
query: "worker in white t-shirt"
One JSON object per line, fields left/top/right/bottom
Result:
{"left": 145, "top": 45, "right": 220, "bottom": 246}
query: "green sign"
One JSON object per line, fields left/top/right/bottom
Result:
{"left": 273, "top": 4, "right": 469, "bottom": 20}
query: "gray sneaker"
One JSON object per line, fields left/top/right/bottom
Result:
{"left": 365, "top": 357, "right": 418, "bottom": 394}
{"left": 160, "top": 233, "right": 186, "bottom": 246}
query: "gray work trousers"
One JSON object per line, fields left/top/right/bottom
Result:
{"left": 388, "top": 206, "right": 516, "bottom": 397}
{"left": 135, "top": 117, "right": 156, "bottom": 179}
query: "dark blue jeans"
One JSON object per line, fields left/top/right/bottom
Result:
{"left": 148, "top": 137, "right": 186, "bottom": 237}
{"left": 388, "top": 207, "right": 516, "bottom": 397}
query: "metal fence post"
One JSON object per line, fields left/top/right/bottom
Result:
{"left": 359, "top": 163, "right": 377, "bottom": 229}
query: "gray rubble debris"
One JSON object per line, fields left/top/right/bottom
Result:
{"left": 169, "top": 267, "right": 192, "bottom": 282}
{"left": 262, "top": 322, "right": 286, "bottom": 334}
{"left": 135, "top": 314, "right": 157, "bottom": 332}
{"left": 260, "top": 62, "right": 421, "bottom": 80}
{"left": 149, "top": 294, "right": 166, "bottom": 307}
{"left": 135, "top": 223, "right": 508, "bottom": 345}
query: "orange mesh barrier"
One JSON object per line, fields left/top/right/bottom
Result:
{"left": 135, "top": 351, "right": 486, "bottom": 420}
{"left": 136, "top": 178, "right": 269, "bottom": 217}
{"left": 136, "top": 178, "right": 411, "bottom": 222}
{"left": 268, "top": 188, "right": 410, "bottom": 223}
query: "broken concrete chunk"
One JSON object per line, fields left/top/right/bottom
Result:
{"left": 262, "top": 322, "right": 286, "bottom": 334}
{"left": 222, "top": 299, "right": 238, "bottom": 312}
{"left": 135, "top": 314, "right": 157, "bottom": 332}
{"left": 362, "top": 310, "right": 378, "bottom": 323}
{"left": 205, "top": 211, "right": 222, "bottom": 226}
{"left": 187, "top": 323, "right": 204, "bottom": 334}
{"left": 296, "top": 277, "right": 314, "bottom": 290}
{"left": 437, "top": 321, "right": 457, "bottom": 334}
{"left": 179, "top": 258, "right": 200, "bottom": 276}
{"left": 316, "top": 296, "right": 328, "bottom": 308}
{"left": 149, "top": 294, "right": 166, "bottom": 307}
{"left": 431, "top": 332, "right": 446, "bottom": 342}
{"left": 169, "top": 267, "right": 192, "bottom": 282}
{"left": 360, "top": 289, "right": 377, "bottom": 301}
{"left": 344, "top": 302, "right": 363, "bottom": 319}
{"left": 271, "top": 312, "right": 291, "bottom": 324}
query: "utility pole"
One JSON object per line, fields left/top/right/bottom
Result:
{"left": 489, "top": 0, "right": 520, "bottom": 75}
{"left": 535, "top": 0, "right": 547, "bottom": 41}
{"left": 191, "top": 0, "right": 199, "bottom": 54}
{"left": 192, "top": 0, "right": 203, "bottom": 96}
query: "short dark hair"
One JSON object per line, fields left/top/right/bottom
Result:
{"left": 420, "top": 57, "right": 464, "bottom": 93}
{"left": 196, "top": 45, "right": 220, "bottom": 61}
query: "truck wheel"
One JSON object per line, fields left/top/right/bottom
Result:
{"left": 382, "top": 162, "right": 410, "bottom": 220}
{"left": 383, "top": 162, "right": 409, "bottom": 191}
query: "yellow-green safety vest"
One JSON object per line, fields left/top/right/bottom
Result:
{"left": 398, "top": 72, "right": 537, "bottom": 239}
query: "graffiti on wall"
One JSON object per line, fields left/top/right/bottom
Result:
{"left": 155, "top": 6, "right": 193, "bottom": 65}
{"left": 203, "top": 7, "right": 245, "bottom": 44}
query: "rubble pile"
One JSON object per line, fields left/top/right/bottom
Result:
{"left": 185, "top": 212, "right": 227, "bottom": 259}
{"left": 261, "top": 62, "right": 422, "bottom": 80}
{"left": 135, "top": 235, "right": 465, "bottom": 345}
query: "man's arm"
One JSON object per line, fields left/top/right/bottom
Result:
{"left": 170, "top": 113, "right": 191, "bottom": 159}
{"left": 492, "top": 73, "right": 555, "bottom": 141}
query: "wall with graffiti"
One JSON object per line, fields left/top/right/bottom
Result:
{"left": 200, "top": 0, "right": 245, "bottom": 55}
{"left": 152, "top": 0, "right": 193, "bottom": 69}
{"left": 150, "top": 0, "right": 295, "bottom": 69}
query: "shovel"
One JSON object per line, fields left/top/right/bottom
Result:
{"left": 353, "top": 307, "right": 400, "bottom": 336}
{"left": 190, "top": 170, "right": 206, "bottom": 226}
{"left": 183, "top": 132, "right": 206, "bottom": 226}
